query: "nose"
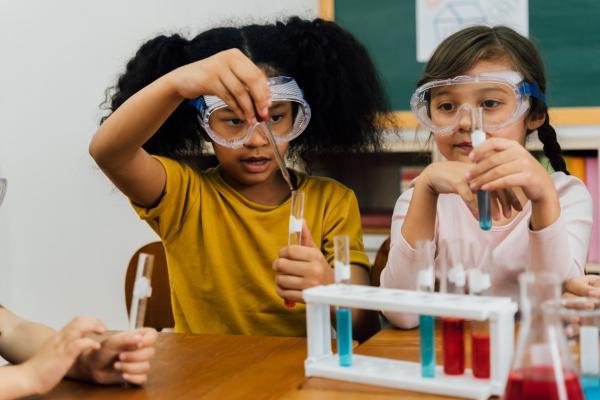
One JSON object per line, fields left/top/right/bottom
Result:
{"left": 457, "top": 106, "right": 474, "bottom": 133}
{"left": 244, "top": 123, "right": 269, "bottom": 148}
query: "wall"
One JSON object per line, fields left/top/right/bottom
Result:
{"left": 0, "top": 0, "right": 318, "bottom": 329}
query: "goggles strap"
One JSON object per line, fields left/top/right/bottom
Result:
{"left": 520, "top": 82, "right": 546, "bottom": 106}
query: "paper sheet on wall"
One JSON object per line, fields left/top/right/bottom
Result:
{"left": 416, "top": 0, "right": 528, "bottom": 62}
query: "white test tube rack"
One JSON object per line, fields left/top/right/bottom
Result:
{"left": 303, "top": 284, "right": 518, "bottom": 400}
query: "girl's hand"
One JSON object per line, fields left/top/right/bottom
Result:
{"left": 467, "top": 137, "right": 556, "bottom": 204}
{"left": 72, "top": 328, "right": 158, "bottom": 385}
{"left": 171, "top": 48, "right": 271, "bottom": 124}
{"left": 564, "top": 275, "right": 600, "bottom": 298}
{"left": 22, "top": 317, "right": 106, "bottom": 395}
{"left": 272, "top": 222, "right": 334, "bottom": 304}
{"left": 419, "top": 161, "right": 520, "bottom": 220}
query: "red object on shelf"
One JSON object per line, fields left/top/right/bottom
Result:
{"left": 504, "top": 367, "right": 584, "bottom": 400}
{"left": 360, "top": 214, "right": 392, "bottom": 229}
{"left": 442, "top": 317, "right": 465, "bottom": 375}
{"left": 471, "top": 333, "right": 490, "bottom": 378}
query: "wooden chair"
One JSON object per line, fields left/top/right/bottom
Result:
{"left": 125, "top": 242, "right": 174, "bottom": 331}
{"left": 370, "top": 236, "right": 391, "bottom": 287}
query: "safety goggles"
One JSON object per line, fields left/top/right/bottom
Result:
{"left": 410, "top": 71, "right": 546, "bottom": 135}
{"left": 0, "top": 178, "right": 6, "bottom": 206}
{"left": 189, "top": 76, "right": 311, "bottom": 148}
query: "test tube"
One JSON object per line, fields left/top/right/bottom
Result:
{"left": 285, "top": 190, "right": 304, "bottom": 308}
{"left": 416, "top": 240, "right": 436, "bottom": 378}
{"left": 468, "top": 244, "right": 492, "bottom": 379}
{"left": 334, "top": 234, "right": 352, "bottom": 367}
{"left": 129, "top": 252, "right": 155, "bottom": 330}
{"left": 440, "top": 239, "right": 466, "bottom": 375}
{"left": 471, "top": 108, "right": 491, "bottom": 230}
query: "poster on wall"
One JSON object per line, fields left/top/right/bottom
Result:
{"left": 416, "top": 0, "right": 528, "bottom": 62}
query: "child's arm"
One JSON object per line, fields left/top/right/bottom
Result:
{"left": 401, "top": 161, "right": 478, "bottom": 247}
{"left": 0, "top": 310, "right": 105, "bottom": 398}
{"left": 89, "top": 49, "right": 271, "bottom": 207}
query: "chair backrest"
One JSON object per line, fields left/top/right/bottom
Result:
{"left": 370, "top": 237, "right": 390, "bottom": 287}
{"left": 125, "top": 241, "right": 174, "bottom": 331}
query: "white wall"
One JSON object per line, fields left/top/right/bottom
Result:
{"left": 0, "top": 0, "right": 318, "bottom": 329}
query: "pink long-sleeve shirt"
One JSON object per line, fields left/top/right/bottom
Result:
{"left": 380, "top": 172, "right": 593, "bottom": 328}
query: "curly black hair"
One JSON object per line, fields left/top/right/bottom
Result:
{"left": 102, "top": 17, "right": 390, "bottom": 167}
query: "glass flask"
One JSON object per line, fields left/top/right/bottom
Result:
{"left": 504, "top": 272, "right": 584, "bottom": 400}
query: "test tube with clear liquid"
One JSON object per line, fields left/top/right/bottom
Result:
{"left": 285, "top": 190, "right": 304, "bottom": 307}
{"left": 471, "top": 108, "right": 492, "bottom": 230}
{"left": 334, "top": 234, "right": 352, "bottom": 367}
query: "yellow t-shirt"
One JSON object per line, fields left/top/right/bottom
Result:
{"left": 132, "top": 156, "right": 370, "bottom": 336}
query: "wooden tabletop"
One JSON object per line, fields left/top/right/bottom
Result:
{"left": 35, "top": 333, "right": 307, "bottom": 400}
{"left": 33, "top": 326, "right": 481, "bottom": 399}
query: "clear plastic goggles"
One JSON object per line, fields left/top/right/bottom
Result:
{"left": 0, "top": 177, "right": 6, "bottom": 206}
{"left": 189, "top": 76, "right": 311, "bottom": 148}
{"left": 410, "top": 71, "right": 546, "bottom": 135}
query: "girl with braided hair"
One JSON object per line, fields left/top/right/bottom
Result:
{"left": 90, "top": 17, "right": 387, "bottom": 339}
{"left": 381, "top": 25, "right": 593, "bottom": 328}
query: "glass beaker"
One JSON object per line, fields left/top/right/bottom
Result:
{"left": 504, "top": 272, "right": 584, "bottom": 400}
{"left": 555, "top": 297, "right": 600, "bottom": 399}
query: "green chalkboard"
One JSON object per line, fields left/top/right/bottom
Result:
{"left": 334, "top": 0, "right": 600, "bottom": 110}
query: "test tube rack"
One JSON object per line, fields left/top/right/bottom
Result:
{"left": 303, "top": 284, "right": 518, "bottom": 400}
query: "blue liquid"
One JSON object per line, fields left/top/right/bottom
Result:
{"left": 581, "top": 375, "right": 600, "bottom": 399}
{"left": 477, "top": 190, "right": 492, "bottom": 230}
{"left": 419, "top": 315, "right": 436, "bottom": 377}
{"left": 336, "top": 308, "right": 352, "bottom": 367}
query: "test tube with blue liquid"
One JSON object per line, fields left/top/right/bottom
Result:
{"left": 416, "top": 240, "right": 436, "bottom": 377}
{"left": 334, "top": 234, "right": 352, "bottom": 367}
{"left": 471, "top": 108, "right": 491, "bottom": 230}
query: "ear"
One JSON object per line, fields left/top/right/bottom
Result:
{"left": 526, "top": 112, "right": 546, "bottom": 131}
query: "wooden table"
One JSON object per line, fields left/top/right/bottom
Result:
{"left": 35, "top": 333, "right": 307, "bottom": 400}
{"left": 34, "top": 327, "right": 482, "bottom": 399}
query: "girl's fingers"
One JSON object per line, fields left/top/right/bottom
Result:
{"left": 275, "top": 286, "right": 304, "bottom": 303}
{"left": 122, "top": 373, "right": 148, "bottom": 385}
{"left": 489, "top": 193, "right": 502, "bottom": 221}
{"left": 496, "top": 189, "right": 512, "bottom": 219}
{"left": 219, "top": 71, "right": 257, "bottom": 124}
{"left": 481, "top": 172, "right": 530, "bottom": 192}
{"left": 62, "top": 317, "right": 106, "bottom": 341}
{"left": 275, "top": 274, "right": 308, "bottom": 291}
{"left": 119, "top": 346, "right": 156, "bottom": 363}
{"left": 67, "top": 338, "right": 101, "bottom": 358}
{"left": 210, "top": 78, "right": 245, "bottom": 121}
{"left": 469, "top": 148, "right": 516, "bottom": 179}
{"left": 229, "top": 57, "right": 270, "bottom": 118}
{"left": 505, "top": 188, "right": 523, "bottom": 212}
{"left": 272, "top": 257, "right": 308, "bottom": 276}
{"left": 469, "top": 137, "right": 518, "bottom": 162}
{"left": 456, "top": 183, "right": 478, "bottom": 218}
{"left": 115, "top": 361, "right": 151, "bottom": 375}
{"left": 470, "top": 159, "right": 526, "bottom": 191}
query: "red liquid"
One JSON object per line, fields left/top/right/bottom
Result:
{"left": 471, "top": 333, "right": 490, "bottom": 378}
{"left": 284, "top": 300, "right": 296, "bottom": 308}
{"left": 442, "top": 317, "right": 465, "bottom": 375}
{"left": 504, "top": 367, "right": 584, "bottom": 400}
